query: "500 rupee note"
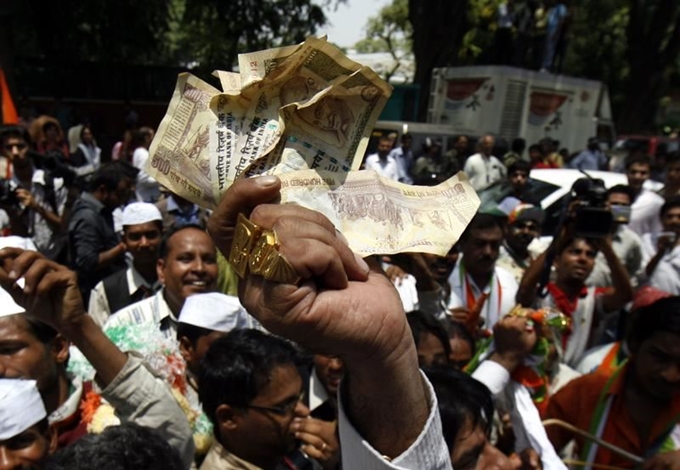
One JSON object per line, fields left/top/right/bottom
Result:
{"left": 277, "top": 170, "right": 481, "bottom": 256}
{"left": 148, "top": 73, "right": 219, "bottom": 208}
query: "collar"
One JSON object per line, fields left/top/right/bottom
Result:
{"left": 48, "top": 375, "right": 83, "bottom": 425}
{"left": 309, "top": 368, "right": 331, "bottom": 412}
{"left": 205, "top": 440, "right": 264, "bottom": 470}
{"left": 157, "top": 289, "right": 176, "bottom": 322}
{"left": 80, "top": 192, "right": 106, "bottom": 213}
{"left": 126, "top": 266, "right": 159, "bottom": 296}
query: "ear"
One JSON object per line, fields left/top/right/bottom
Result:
{"left": 216, "top": 403, "right": 239, "bottom": 431}
{"left": 157, "top": 258, "right": 166, "bottom": 285}
{"left": 51, "top": 334, "right": 70, "bottom": 366}
{"left": 46, "top": 424, "right": 58, "bottom": 455}
{"left": 178, "top": 336, "right": 194, "bottom": 365}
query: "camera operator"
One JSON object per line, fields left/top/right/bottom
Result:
{"left": 0, "top": 126, "right": 67, "bottom": 255}
{"left": 516, "top": 184, "right": 633, "bottom": 368}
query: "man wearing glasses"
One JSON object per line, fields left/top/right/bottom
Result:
{"left": 199, "top": 328, "right": 340, "bottom": 470}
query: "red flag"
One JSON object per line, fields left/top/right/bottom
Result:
{"left": 0, "top": 68, "right": 18, "bottom": 124}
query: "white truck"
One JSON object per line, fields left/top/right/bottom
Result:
{"left": 427, "top": 65, "right": 616, "bottom": 152}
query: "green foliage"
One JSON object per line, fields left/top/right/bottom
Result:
{"left": 459, "top": 0, "right": 503, "bottom": 61}
{"left": 354, "top": 0, "right": 413, "bottom": 82}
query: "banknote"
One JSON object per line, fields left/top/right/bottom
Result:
{"left": 277, "top": 169, "right": 481, "bottom": 256}
{"left": 147, "top": 73, "right": 219, "bottom": 208}
{"left": 238, "top": 42, "right": 303, "bottom": 89}
{"left": 212, "top": 70, "right": 242, "bottom": 95}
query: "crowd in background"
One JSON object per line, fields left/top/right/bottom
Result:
{"left": 0, "top": 107, "right": 679, "bottom": 470}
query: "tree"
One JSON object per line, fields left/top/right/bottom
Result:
{"left": 354, "top": 0, "right": 413, "bottom": 83}
{"left": 175, "top": 0, "right": 329, "bottom": 73}
{"left": 408, "top": 0, "right": 469, "bottom": 120}
{"left": 617, "top": 0, "right": 680, "bottom": 133}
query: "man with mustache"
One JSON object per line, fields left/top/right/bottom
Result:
{"left": 447, "top": 213, "right": 519, "bottom": 331}
{"left": 497, "top": 203, "right": 545, "bottom": 284}
{"left": 105, "top": 224, "right": 218, "bottom": 340}
{"left": 517, "top": 234, "right": 632, "bottom": 368}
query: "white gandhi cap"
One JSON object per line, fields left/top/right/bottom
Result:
{"left": 0, "top": 379, "right": 47, "bottom": 439}
{"left": 121, "top": 202, "right": 162, "bottom": 227}
{"left": 178, "top": 293, "right": 251, "bottom": 333}
{"left": 0, "top": 285, "right": 25, "bottom": 319}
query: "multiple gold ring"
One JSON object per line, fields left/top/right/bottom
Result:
{"left": 228, "top": 213, "right": 301, "bottom": 285}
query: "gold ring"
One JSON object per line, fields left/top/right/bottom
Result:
{"left": 228, "top": 213, "right": 301, "bottom": 285}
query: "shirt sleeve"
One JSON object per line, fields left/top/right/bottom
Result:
{"left": 337, "top": 372, "right": 452, "bottom": 470}
{"left": 70, "top": 213, "right": 106, "bottom": 274}
{"left": 471, "top": 360, "right": 511, "bottom": 395}
{"left": 100, "top": 354, "right": 195, "bottom": 470}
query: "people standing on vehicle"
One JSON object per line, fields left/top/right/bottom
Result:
{"left": 626, "top": 154, "right": 665, "bottom": 236}
{"left": 464, "top": 135, "right": 506, "bottom": 192}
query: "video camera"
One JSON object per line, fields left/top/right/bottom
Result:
{"left": 0, "top": 179, "right": 19, "bottom": 206}
{"left": 569, "top": 177, "right": 614, "bottom": 238}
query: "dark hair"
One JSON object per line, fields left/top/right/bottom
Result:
{"left": 660, "top": 195, "right": 680, "bottom": 218}
{"left": 406, "top": 310, "right": 451, "bottom": 359}
{"left": 42, "top": 121, "right": 60, "bottom": 133}
{"left": 555, "top": 236, "right": 596, "bottom": 256}
{"left": 666, "top": 151, "right": 680, "bottom": 167}
{"left": 401, "top": 133, "right": 412, "bottom": 143}
{"left": 528, "top": 144, "right": 542, "bottom": 154}
{"left": 508, "top": 160, "right": 531, "bottom": 175}
{"left": 79, "top": 125, "right": 93, "bottom": 141}
{"left": 425, "top": 367, "right": 494, "bottom": 451}
{"left": 0, "top": 125, "right": 31, "bottom": 145}
{"left": 26, "top": 318, "right": 59, "bottom": 344}
{"left": 625, "top": 154, "right": 652, "bottom": 170}
{"left": 131, "top": 126, "right": 154, "bottom": 149}
{"left": 606, "top": 184, "right": 634, "bottom": 202}
{"left": 177, "top": 322, "right": 213, "bottom": 347}
{"left": 460, "top": 213, "right": 505, "bottom": 242}
{"left": 45, "top": 423, "right": 184, "bottom": 470}
{"left": 627, "top": 296, "right": 680, "bottom": 348}
{"left": 511, "top": 138, "right": 526, "bottom": 153}
{"left": 88, "top": 161, "right": 135, "bottom": 192}
{"left": 158, "top": 223, "right": 209, "bottom": 259}
{"left": 198, "top": 329, "right": 302, "bottom": 425}
{"left": 445, "top": 320, "right": 476, "bottom": 356}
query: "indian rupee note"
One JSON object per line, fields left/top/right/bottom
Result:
{"left": 212, "top": 70, "right": 242, "bottom": 94}
{"left": 148, "top": 73, "right": 219, "bottom": 208}
{"left": 277, "top": 169, "right": 481, "bottom": 256}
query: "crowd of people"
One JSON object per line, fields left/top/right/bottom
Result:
{"left": 0, "top": 111, "right": 679, "bottom": 470}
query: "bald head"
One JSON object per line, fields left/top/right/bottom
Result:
{"left": 479, "top": 135, "right": 495, "bottom": 157}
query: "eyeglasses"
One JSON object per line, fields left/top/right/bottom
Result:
{"left": 241, "top": 392, "right": 305, "bottom": 417}
{"left": 3, "top": 143, "right": 27, "bottom": 152}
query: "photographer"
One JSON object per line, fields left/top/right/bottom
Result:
{"left": 516, "top": 231, "right": 632, "bottom": 368}
{"left": 640, "top": 196, "right": 680, "bottom": 295}
{"left": 0, "top": 126, "right": 67, "bottom": 255}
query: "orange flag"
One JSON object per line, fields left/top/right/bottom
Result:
{"left": 0, "top": 68, "right": 18, "bottom": 124}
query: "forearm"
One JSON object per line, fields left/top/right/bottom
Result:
{"left": 34, "top": 204, "right": 62, "bottom": 228}
{"left": 60, "top": 314, "right": 128, "bottom": 387}
{"left": 97, "top": 243, "right": 125, "bottom": 270}
{"left": 645, "top": 250, "right": 666, "bottom": 277}
{"left": 516, "top": 249, "right": 548, "bottom": 306}
{"left": 602, "top": 245, "right": 633, "bottom": 306}
{"left": 343, "top": 335, "right": 429, "bottom": 458}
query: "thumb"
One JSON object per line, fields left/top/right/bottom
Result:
{"left": 207, "top": 176, "right": 281, "bottom": 256}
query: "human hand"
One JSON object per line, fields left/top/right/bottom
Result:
{"left": 15, "top": 188, "right": 36, "bottom": 209}
{"left": 510, "top": 448, "right": 543, "bottom": 470}
{"left": 0, "top": 248, "right": 86, "bottom": 332}
{"left": 206, "top": 175, "right": 408, "bottom": 364}
{"left": 293, "top": 417, "right": 340, "bottom": 470}
{"left": 491, "top": 315, "right": 537, "bottom": 372}
{"left": 449, "top": 307, "right": 471, "bottom": 324}
{"left": 656, "top": 233, "right": 677, "bottom": 253}
{"left": 643, "top": 450, "right": 680, "bottom": 470}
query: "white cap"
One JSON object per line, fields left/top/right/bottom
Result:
{"left": 0, "top": 285, "right": 25, "bottom": 318}
{"left": 0, "top": 379, "right": 47, "bottom": 439}
{"left": 121, "top": 202, "right": 162, "bottom": 227}
{"left": 0, "top": 236, "right": 38, "bottom": 252}
{"left": 178, "top": 293, "right": 250, "bottom": 333}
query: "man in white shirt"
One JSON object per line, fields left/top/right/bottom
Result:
{"left": 447, "top": 213, "right": 519, "bottom": 331}
{"left": 463, "top": 135, "right": 506, "bottom": 192}
{"left": 363, "top": 136, "right": 400, "bottom": 181}
{"left": 388, "top": 133, "right": 414, "bottom": 184}
{"left": 641, "top": 196, "right": 680, "bottom": 295}
{"left": 626, "top": 154, "right": 664, "bottom": 236}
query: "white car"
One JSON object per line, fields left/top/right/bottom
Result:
{"left": 478, "top": 169, "right": 663, "bottom": 235}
